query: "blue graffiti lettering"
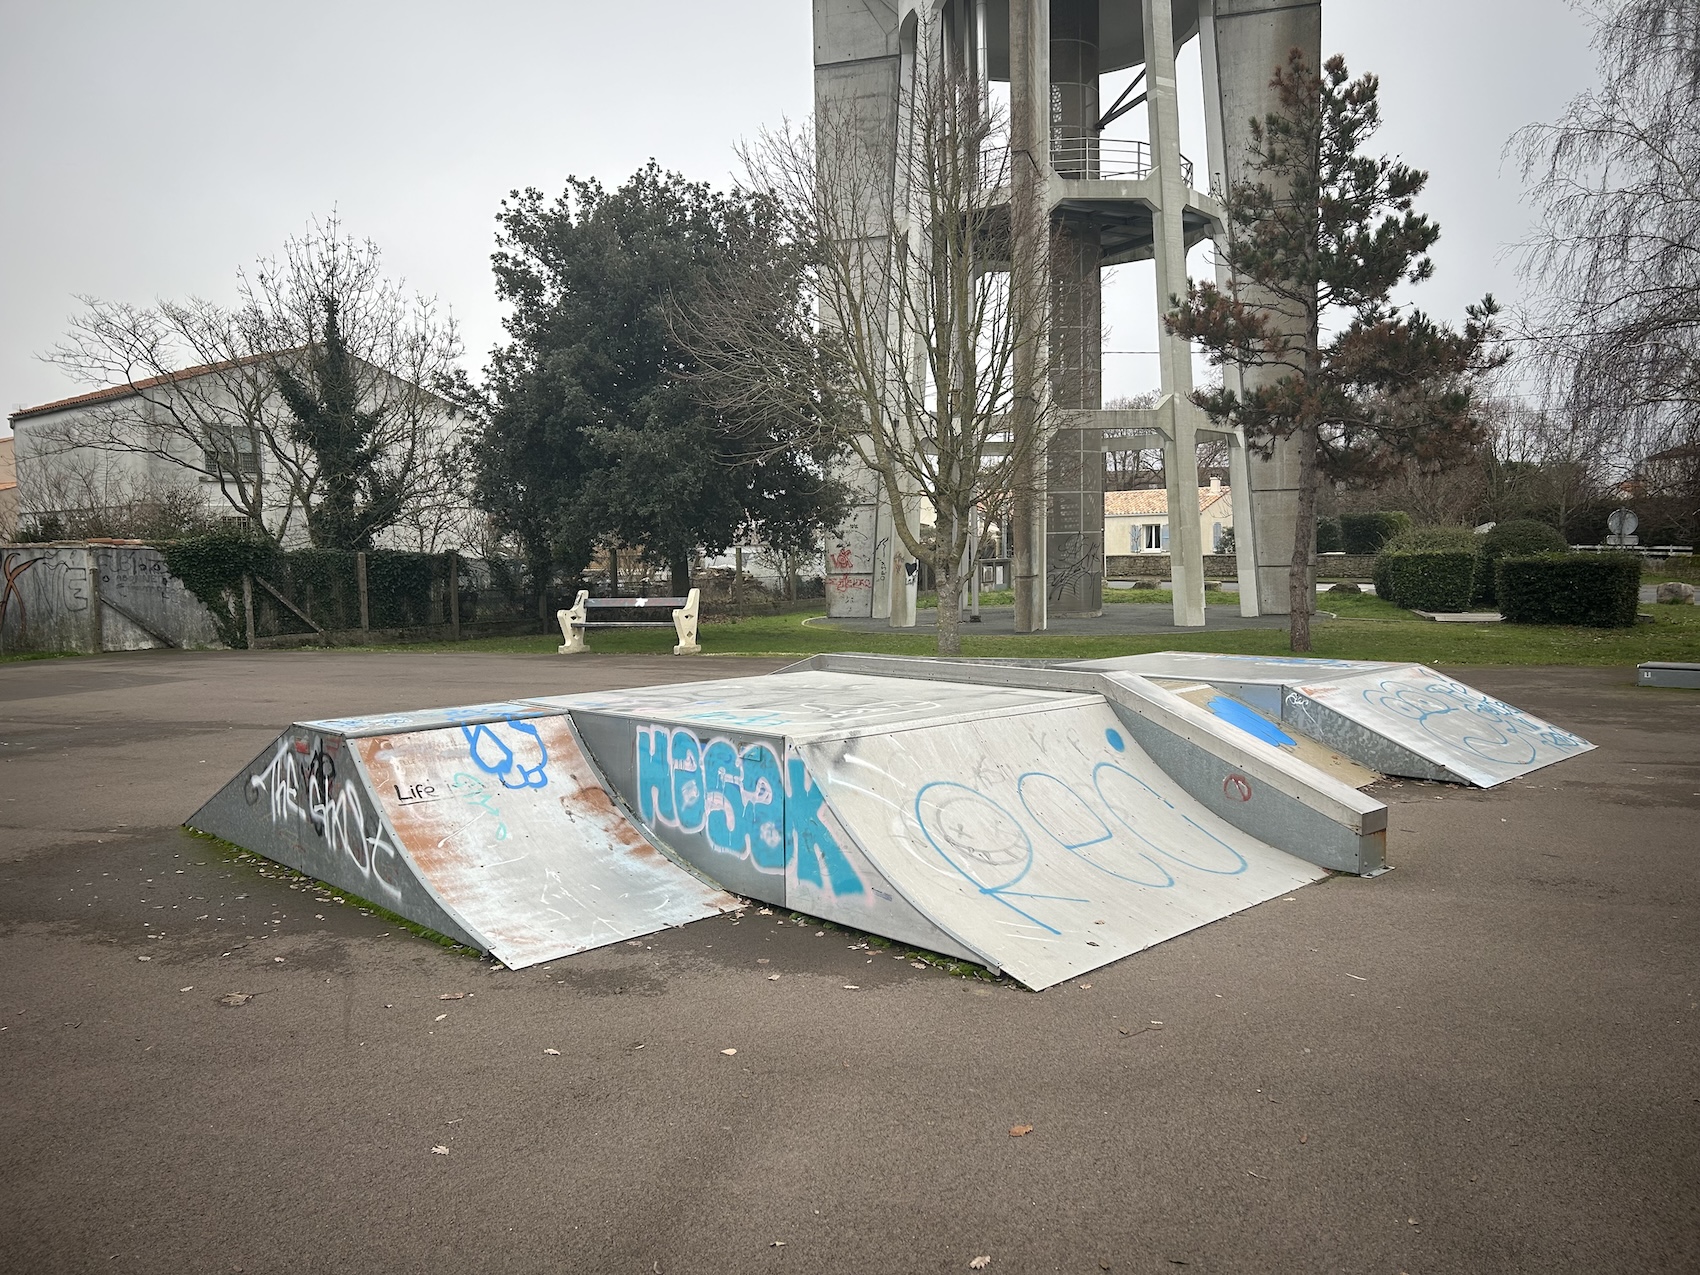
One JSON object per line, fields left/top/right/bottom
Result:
{"left": 461, "top": 720, "right": 549, "bottom": 789}
{"left": 632, "top": 726, "right": 861, "bottom": 895}
{"left": 670, "top": 730, "right": 705, "bottom": 830}
{"left": 636, "top": 727, "right": 675, "bottom": 823}
{"left": 742, "top": 744, "right": 786, "bottom": 871}
{"left": 788, "top": 758, "right": 865, "bottom": 896}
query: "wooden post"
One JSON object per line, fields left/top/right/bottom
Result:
{"left": 242, "top": 574, "right": 256, "bottom": 650}
{"left": 356, "top": 551, "right": 370, "bottom": 641}
{"left": 447, "top": 552, "right": 460, "bottom": 641}
{"left": 734, "top": 546, "right": 744, "bottom": 612}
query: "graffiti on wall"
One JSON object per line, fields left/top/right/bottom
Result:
{"left": 634, "top": 724, "right": 864, "bottom": 896}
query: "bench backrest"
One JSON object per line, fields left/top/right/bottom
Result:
{"left": 582, "top": 596, "right": 688, "bottom": 609}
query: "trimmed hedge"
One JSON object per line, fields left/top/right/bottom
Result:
{"left": 1496, "top": 553, "right": 1641, "bottom": 628}
{"left": 1477, "top": 519, "right": 1568, "bottom": 606}
{"left": 1341, "top": 510, "right": 1412, "bottom": 555}
{"left": 1316, "top": 517, "right": 1344, "bottom": 555}
{"left": 1377, "top": 550, "right": 1479, "bottom": 612}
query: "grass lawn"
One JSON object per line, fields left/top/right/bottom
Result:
{"left": 339, "top": 590, "right": 1700, "bottom": 667}
{"left": 7, "top": 586, "right": 1696, "bottom": 668}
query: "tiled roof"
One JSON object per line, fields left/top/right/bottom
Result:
{"left": 1104, "top": 485, "right": 1230, "bottom": 517}
{"left": 8, "top": 354, "right": 273, "bottom": 423}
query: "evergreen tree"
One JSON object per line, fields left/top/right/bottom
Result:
{"left": 473, "top": 163, "right": 843, "bottom": 596}
{"left": 1168, "top": 52, "right": 1503, "bottom": 649}
{"left": 274, "top": 298, "right": 407, "bottom": 550}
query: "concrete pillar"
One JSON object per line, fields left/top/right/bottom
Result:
{"left": 1209, "top": 0, "right": 1321, "bottom": 615}
{"left": 1009, "top": 0, "right": 1049, "bottom": 633}
{"left": 1145, "top": 0, "right": 1206, "bottom": 628}
{"left": 1044, "top": 0, "right": 1104, "bottom": 618}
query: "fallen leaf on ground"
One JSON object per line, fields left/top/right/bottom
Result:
{"left": 770, "top": 1240, "right": 786, "bottom": 1248}
{"left": 439, "top": 993, "right": 465, "bottom": 1000}
{"left": 137, "top": 956, "right": 151, "bottom": 962}
{"left": 544, "top": 1048, "right": 560, "bottom": 1056}
{"left": 721, "top": 1048, "right": 738, "bottom": 1056}
{"left": 911, "top": 961, "right": 927, "bottom": 969}
{"left": 757, "top": 958, "right": 770, "bottom": 965}
{"left": 431, "top": 1145, "right": 449, "bottom": 1156}
{"left": 434, "top": 1013, "right": 447, "bottom": 1022}
{"left": 768, "top": 974, "right": 781, "bottom": 981}
{"left": 178, "top": 987, "right": 193, "bottom": 993}
{"left": 969, "top": 1257, "right": 991, "bottom": 1270}
{"left": 758, "top": 908, "right": 772, "bottom": 915}
{"left": 1079, "top": 983, "right": 1092, "bottom": 990}
{"left": 1009, "top": 1124, "right": 1034, "bottom": 1137}
{"left": 217, "top": 993, "right": 252, "bottom": 1007}
{"left": 841, "top": 985, "right": 859, "bottom": 990}
{"left": 1299, "top": 1133, "right": 1308, "bottom": 1144}
{"left": 273, "top": 957, "right": 284, "bottom": 964}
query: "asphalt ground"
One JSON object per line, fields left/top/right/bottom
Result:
{"left": 1, "top": 650, "right": 1696, "bottom": 1274}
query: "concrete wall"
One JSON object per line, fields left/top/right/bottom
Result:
{"left": 0, "top": 542, "right": 224, "bottom": 653}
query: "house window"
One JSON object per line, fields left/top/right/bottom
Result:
{"left": 202, "top": 426, "right": 261, "bottom": 478}
{"left": 1142, "top": 523, "right": 1163, "bottom": 551}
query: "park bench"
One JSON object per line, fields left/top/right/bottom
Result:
{"left": 556, "top": 589, "right": 701, "bottom": 656}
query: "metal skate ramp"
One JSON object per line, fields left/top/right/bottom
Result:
{"left": 1068, "top": 653, "right": 1595, "bottom": 787}
{"left": 188, "top": 708, "right": 739, "bottom": 968}
{"left": 545, "top": 669, "right": 1331, "bottom": 989}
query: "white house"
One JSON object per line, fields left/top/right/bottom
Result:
{"left": 9, "top": 356, "right": 479, "bottom": 552}
{"left": 1104, "top": 478, "right": 1234, "bottom": 556}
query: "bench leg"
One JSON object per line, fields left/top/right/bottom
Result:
{"left": 672, "top": 587, "right": 701, "bottom": 655}
{"left": 557, "top": 593, "right": 591, "bottom": 654}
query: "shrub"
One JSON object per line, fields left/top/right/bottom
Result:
{"left": 1477, "top": 519, "right": 1569, "bottom": 605}
{"left": 1316, "top": 517, "right": 1344, "bottom": 554}
{"left": 1496, "top": 553, "right": 1641, "bottom": 627}
{"left": 1374, "top": 526, "right": 1484, "bottom": 604}
{"left": 1378, "top": 550, "right": 1479, "bottom": 612}
{"left": 1327, "top": 581, "right": 1362, "bottom": 593}
{"left": 1383, "top": 524, "right": 1481, "bottom": 554}
{"left": 1340, "top": 510, "right": 1412, "bottom": 554}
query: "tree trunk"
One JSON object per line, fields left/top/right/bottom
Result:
{"left": 1288, "top": 422, "right": 1321, "bottom": 652}
{"left": 608, "top": 545, "right": 619, "bottom": 597}
{"left": 935, "top": 561, "right": 963, "bottom": 656}
{"left": 670, "top": 553, "right": 689, "bottom": 598}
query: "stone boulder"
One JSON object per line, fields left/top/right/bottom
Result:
{"left": 1655, "top": 580, "right": 1696, "bottom": 604}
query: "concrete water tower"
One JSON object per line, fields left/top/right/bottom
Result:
{"left": 814, "top": 0, "right": 1320, "bottom": 628}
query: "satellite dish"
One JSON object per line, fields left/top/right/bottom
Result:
{"left": 1607, "top": 507, "right": 1638, "bottom": 536}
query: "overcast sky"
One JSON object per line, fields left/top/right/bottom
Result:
{"left": 0, "top": 0, "right": 1600, "bottom": 433}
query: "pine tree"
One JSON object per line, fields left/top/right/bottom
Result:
{"left": 1167, "top": 52, "right": 1503, "bottom": 649}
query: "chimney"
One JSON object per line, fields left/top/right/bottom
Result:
{"left": 1209, "top": 476, "right": 1221, "bottom": 492}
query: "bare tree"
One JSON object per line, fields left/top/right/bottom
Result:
{"left": 685, "top": 13, "right": 1049, "bottom": 655}
{"left": 39, "top": 216, "right": 469, "bottom": 549}
{"left": 1512, "top": 1, "right": 1700, "bottom": 538}
{"left": 41, "top": 298, "right": 309, "bottom": 539}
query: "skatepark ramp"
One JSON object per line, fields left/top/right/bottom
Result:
{"left": 188, "top": 654, "right": 1593, "bottom": 989}
{"left": 1067, "top": 653, "right": 1595, "bottom": 788}
{"left": 189, "top": 702, "right": 741, "bottom": 968}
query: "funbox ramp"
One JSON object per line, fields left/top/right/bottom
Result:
{"left": 548, "top": 670, "right": 1328, "bottom": 990}
{"left": 187, "top": 702, "right": 740, "bottom": 968}
{"left": 1069, "top": 653, "right": 1595, "bottom": 788}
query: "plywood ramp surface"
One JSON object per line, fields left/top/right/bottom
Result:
{"left": 355, "top": 715, "right": 738, "bottom": 967}
{"left": 803, "top": 698, "right": 1327, "bottom": 990}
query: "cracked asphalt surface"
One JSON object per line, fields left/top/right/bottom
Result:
{"left": 1, "top": 650, "right": 1696, "bottom": 1274}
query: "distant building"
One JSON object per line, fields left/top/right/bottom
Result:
{"left": 0, "top": 436, "right": 16, "bottom": 539}
{"left": 9, "top": 357, "right": 476, "bottom": 551}
{"left": 1104, "top": 478, "right": 1234, "bottom": 556}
